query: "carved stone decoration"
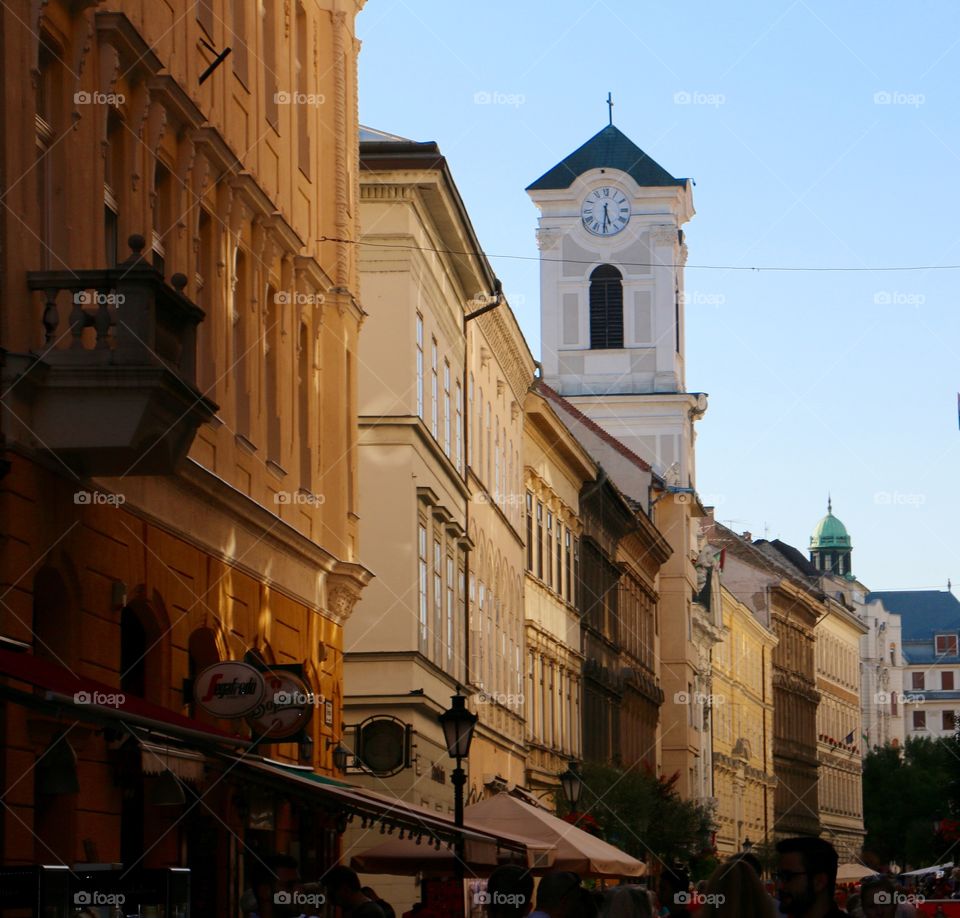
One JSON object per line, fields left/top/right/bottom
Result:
{"left": 650, "top": 224, "right": 678, "bottom": 246}
{"left": 326, "top": 582, "right": 359, "bottom": 622}
{"left": 332, "top": 10, "right": 349, "bottom": 289}
{"left": 535, "top": 227, "right": 562, "bottom": 251}
{"left": 128, "top": 80, "right": 151, "bottom": 192}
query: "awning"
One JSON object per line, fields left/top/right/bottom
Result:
{"left": 465, "top": 793, "right": 647, "bottom": 878}
{"left": 0, "top": 646, "right": 247, "bottom": 747}
{"left": 351, "top": 831, "right": 555, "bottom": 875}
{"left": 836, "top": 863, "right": 878, "bottom": 882}
{"left": 138, "top": 736, "right": 206, "bottom": 782}
{"left": 219, "top": 754, "right": 530, "bottom": 865}
{"left": 900, "top": 861, "right": 954, "bottom": 877}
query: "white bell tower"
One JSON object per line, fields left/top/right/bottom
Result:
{"left": 527, "top": 123, "right": 706, "bottom": 486}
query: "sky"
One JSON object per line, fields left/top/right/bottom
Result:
{"left": 357, "top": 0, "right": 960, "bottom": 592}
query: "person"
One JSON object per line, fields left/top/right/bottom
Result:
{"left": 324, "top": 865, "right": 386, "bottom": 917}
{"left": 242, "top": 854, "right": 311, "bottom": 918}
{"left": 362, "top": 886, "right": 397, "bottom": 918}
{"left": 483, "top": 865, "right": 534, "bottom": 918}
{"left": 528, "top": 871, "right": 583, "bottom": 918}
{"left": 696, "top": 857, "right": 777, "bottom": 917}
{"left": 599, "top": 884, "right": 654, "bottom": 918}
{"left": 774, "top": 837, "right": 845, "bottom": 918}
{"left": 658, "top": 865, "right": 692, "bottom": 917}
{"left": 859, "top": 877, "right": 917, "bottom": 918}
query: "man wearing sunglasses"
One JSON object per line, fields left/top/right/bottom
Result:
{"left": 775, "top": 837, "right": 846, "bottom": 917}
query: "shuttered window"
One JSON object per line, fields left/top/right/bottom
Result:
{"left": 589, "top": 264, "right": 624, "bottom": 349}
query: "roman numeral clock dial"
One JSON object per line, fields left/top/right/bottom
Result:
{"left": 581, "top": 186, "right": 630, "bottom": 236}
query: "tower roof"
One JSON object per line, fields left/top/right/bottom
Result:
{"left": 526, "top": 124, "right": 687, "bottom": 192}
{"left": 810, "top": 499, "right": 851, "bottom": 550}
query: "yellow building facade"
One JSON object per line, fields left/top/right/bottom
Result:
{"left": 0, "top": 0, "right": 368, "bottom": 909}
{"left": 522, "top": 389, "right": 595, "bottom": 800}
{"left": 711, "top": 584, "right": 778, "bottom": 856}
{"left": 815, "top": 601, "right": 868, "bottom": 861}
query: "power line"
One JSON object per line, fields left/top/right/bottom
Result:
{"left": 319, "top": 235, "right": 960, "bottom": 274}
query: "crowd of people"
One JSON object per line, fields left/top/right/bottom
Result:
{"left": 238, "top": 836, "right": 954, "bottom": 917}
{"left": 476, "top": 836, "right": 884, "bottom": 918}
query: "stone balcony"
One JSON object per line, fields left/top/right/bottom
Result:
{"left": 10, "top": 236, "right": 217, "bottom": 476}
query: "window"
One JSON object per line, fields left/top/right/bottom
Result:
{"left": 565, "top": 529, "right": 572, "bottom": 601}
{"left": 588, "top": 264, "right": 624, "bottom": 349}
{"left": 536, "top": 502, "right": 544, "bottom": 579}
{"left": 913, "top": 672, "right": 925, "bottom": 690}
{"left": 197, "top": 0, "right": 214, "bottom": 35}
{"left": 418, "top": 526, "right": 428, "bottom": 650}
{"left": 891, "top": 691, "right": 897, "bottom": 715}
{"left": 232, "top": 248, "right": 249, "bottom": 435}
{"left": 546, "top": 511, "right": 554, "bottom": 589}
{"left": 494, "top": 426, "right": 500, "bottom": 496}
{"left": 231, "top": 0, "right": 248, "bottom": 83}
{"left": 468, "top": 375, "right": 474, "bottom": 465}
{"left": 486, "top": 402, "right": 492, "bottom": 482}
{"left": 295, "top": 2, "right": 309, "bottom": 174}
{"left": 434, "top": 539, "right": 443, "bottom": 660}
{"left": 556, "top": 522, "right": 563, "bottom": 597}
{"left": 431, "top": 340, "right": 438, "bottom": 438}
{"left": 525, "top": 492, "right": 534, "bottom": 571}
{"left": 446, "top": 556, "right": 455, "bottom": 669}
{"left": 416, "top": 315, "right": 424, "bottom": 419}
{"left": 944, "top": 672, "right": 955, "bottom": 691}
{"left": 263, "top": 0, "right": 278, "bottom": 128}
{"left": 264, "top": 286, "right": 281, "bottom": 461}
{"left": 455, "top": 380, "right": 463, "bottom": 471}
{"left": 443, "top": 361, "right": 451, "bottom": 456}
{"left": 913, "top": 709, "right": 926, "bottom": 730}
{"left": 937, "top": 634, "right": 958, "bottom": 656}
{"left": 943, "top": 711, "right": 956, "bottom": 731}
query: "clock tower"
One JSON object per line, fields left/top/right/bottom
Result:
{"left": 527, "top": 123, "right": 706, "bottom": 487}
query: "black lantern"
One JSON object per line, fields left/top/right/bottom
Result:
{"left": 333, "top": 743, "right": 352, "bottom": 772}
{"left": 439, "top": 693, "right": 477, "bottom": 887}
{"left": 559, "top": 762, "right": 583, "bottom": 808}
{"left": 439, "top": 693, "right": 477, "bottom": 760}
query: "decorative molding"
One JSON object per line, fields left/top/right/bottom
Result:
{"left": 650, "top": 224, "right": 677, "bottom": 246}
{"left": 535, "top": 227, "right": 562, "bottom": 251}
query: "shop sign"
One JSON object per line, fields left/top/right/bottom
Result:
{"left": 246, "top": 671, "right": 314, "bottom": 740}
{"left": 194, "top": 662, "right": 266, "bottom": 718}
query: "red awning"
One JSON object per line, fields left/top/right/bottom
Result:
{"left": 0, "top": 646, "right": 247, "bottom": 746}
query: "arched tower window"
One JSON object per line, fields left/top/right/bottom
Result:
{"left": 589, "top": 264, "right": 623, "bottom": 349}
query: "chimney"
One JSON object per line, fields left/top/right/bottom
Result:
{"left": 741, "top": 531, "right": 752, "bottom": 542}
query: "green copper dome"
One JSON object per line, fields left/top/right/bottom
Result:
{"left": 810, "top": 499, "right": 852, "bottom": 550}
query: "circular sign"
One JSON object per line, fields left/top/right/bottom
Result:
{"left": 194, "top": 662, "right": 266, "bottom": 718}
{"left": 358, "top": 717, "right": 407, "bottom": 775}
{"left": 245, "top": 671, "right": 314, "bottom": 740}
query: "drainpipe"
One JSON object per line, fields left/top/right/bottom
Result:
{"left": 461, "top": 281, "right": 502, "bottom": 688}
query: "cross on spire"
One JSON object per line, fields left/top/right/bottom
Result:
{"left": 607, "top": 92, "right": 614, "bottom": 125}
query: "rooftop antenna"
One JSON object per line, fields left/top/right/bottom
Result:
{"left": 607, "top": 92, "right": 614, "bottom": 126}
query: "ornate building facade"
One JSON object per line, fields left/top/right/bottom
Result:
{"left": 708, "top": 568, "right": 778, "bottom": 856}
{"left": 0, "top": 0, "right": 369, "bottom": 911}
{"left": 521, "top": 388, "right": 593, "bottom": 799}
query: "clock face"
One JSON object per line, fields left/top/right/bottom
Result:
{"left": 581, "top": 186, "right": 630, "bottom": 236}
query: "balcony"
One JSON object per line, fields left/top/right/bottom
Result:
{"left": 14, "top": 236, "right": 217, "bottom": 476}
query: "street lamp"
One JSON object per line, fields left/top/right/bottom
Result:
{"left": 440, "top": 693, "right": 478, "bottom": 827}
{"left": 559, "top": 762, "right": 583, "bottom": 809}
{"left": 439, "top": 693, "right": 478, "bottom": 887}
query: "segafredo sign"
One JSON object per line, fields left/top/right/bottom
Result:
{"left": 195, "top": 662, "right": 266, "bottom": 718}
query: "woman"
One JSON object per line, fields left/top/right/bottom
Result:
{"left": 600, "top": 885, "right": 655, "bottom": 918}
{"left": 697, "top": 858, "right": 777, "bottom": 918}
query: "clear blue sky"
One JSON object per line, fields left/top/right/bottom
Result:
{"left": 357, "top": 0, "right": 959, "bottom": 592}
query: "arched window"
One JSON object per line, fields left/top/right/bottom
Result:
{"left": 589, "top": 264, "right": 624, "bottom": 349}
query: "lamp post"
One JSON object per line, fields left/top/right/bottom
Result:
{"left": 440, "top": 693, "right": 478, "bottom": 885}
{"left": 559, "top": 761, "right": 583, "bottom": 809}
